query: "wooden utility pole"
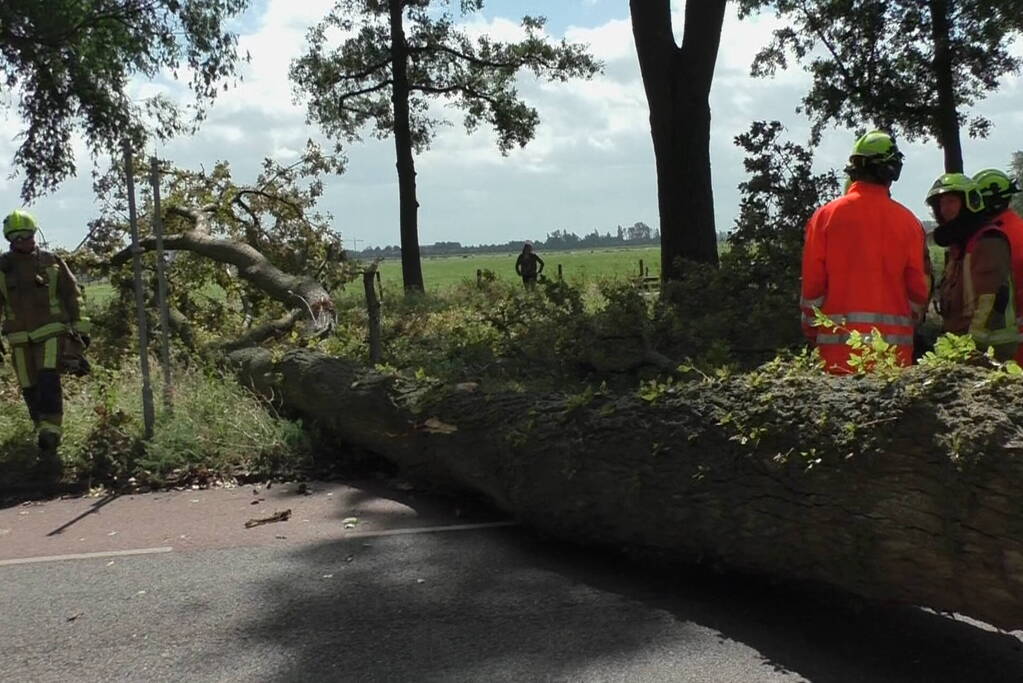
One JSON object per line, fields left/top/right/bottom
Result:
{"left": 123, "top": 143, "right": 155, "bottom": 439}
{"left": 150, "top": 157, "right": 174, "bottom": 412}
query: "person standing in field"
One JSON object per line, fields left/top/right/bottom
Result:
{"left": 515, "top": 242, "right": 545, "bottom": 289}
{"left": 931, "top": 173, "right": 1019, "bottom": 361}
{"left": 800, "top": 131, "right": 930, "bottom": 373}
{"left": 0, "top": 210, "right": 92, "bottom": 480}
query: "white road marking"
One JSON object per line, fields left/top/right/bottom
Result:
{"left": 347, "top": 521, "right": 518, "bottom": 538}
{"left": 0, "top": 546, "right": 173, "bottom": 567}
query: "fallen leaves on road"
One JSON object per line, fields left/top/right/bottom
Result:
{"left": 66, "top": 612, "right": 83, "bottom": 623}
{"left": 245, "top": 509, "right": 292, "bottom": 528}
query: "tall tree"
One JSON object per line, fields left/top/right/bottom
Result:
{"left": 0, "top": 0, "right": 250, "bottom": 200}
{"left": 738, "top": 0, "right": 1023, "bottom": 173}
{"left": 630, "top": 0, "right": 728, "bottom": 275}
{"left": 290, "top": 0, "right": 599, "bottom": 292}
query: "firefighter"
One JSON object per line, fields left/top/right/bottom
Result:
{"left": 0, "top": 210, "right": 91, "bottom": 477}
{"left": 972, "top": 168, "right": 1023, "bottom": 363}
{"left": 800, "top": 131, "right": 930, "bottom": 373}
{"left": 930, "top": 174, "right": 1018, "bottom": 361}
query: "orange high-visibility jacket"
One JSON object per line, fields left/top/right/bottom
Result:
{"left": 801, "top": 181, "right": 930, "bottom": 373}
{"left": 993, "top": 208, "right": 1023, "bottom": 363}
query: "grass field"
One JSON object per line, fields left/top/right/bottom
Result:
{"left": 86, "top": 243, "right": 946, "bottom": 306}
{"left": 84, "top": 246, "right": 662, "bottom": 307}
{"left": 367, "top": 246, "right": 662, "bottom": 293}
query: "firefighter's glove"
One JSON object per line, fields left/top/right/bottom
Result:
{"left": 80, "top": 334, "right": 91, "bottom": 349}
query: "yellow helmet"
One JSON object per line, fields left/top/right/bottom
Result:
{"left": 3, "top": 210, "right": 39, "bottom": 239}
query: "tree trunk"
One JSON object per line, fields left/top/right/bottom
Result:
{"left": 929, "top": 0, "right": 964, "bottom": 173}
{"left": 390, "top": 0, "right": 424, "bottom": 293}
{"left": 630, "top": 0, "right": 726, "bottom": 276}
{"left": 230, "top": 348, "right": 1023, "bottom": 631}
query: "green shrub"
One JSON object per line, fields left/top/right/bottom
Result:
{"left": 0, "top": 359, "right": 311, "bottom": 489}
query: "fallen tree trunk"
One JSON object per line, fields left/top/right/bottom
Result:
{"left": 230, "top": 348, "right": 1023, "bottom": 630}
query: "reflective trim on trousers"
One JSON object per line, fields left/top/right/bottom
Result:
{"left": 816, "top": 333, "right": 915, "bottom": 346}
{"left": 38, "top": 420, "right": 62, "bottom": 436}
{"left": 42, "top": 337, "right": 58, "bottom": 370}
{"left": 13, "top": 346, "right": 30, "bottom": 388}
{"left": 828, "top": 312, "right": 914, "bottom": 327}
{"left": 4, "top": 321, "right": 70, "bottom": 346}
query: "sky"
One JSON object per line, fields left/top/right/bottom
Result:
{"left": 2, "top": 0, "right": 1022, "bottom": 251}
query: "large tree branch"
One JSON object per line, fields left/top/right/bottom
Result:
{"left": 413, "top": 82, "right": 500, "bottom": 107}
{"left": 332, "top": 56, "right": 393, "bottom": 82}
{"left": 336, "top": 80, "right": 394, "bottom": 100}
{"left": 680, "top": 0, "right": 727, "bottom": 96}
{"left": 220, "top": 309, "right": 305, "bottom": 352}
{"left": 109, "top": 206, "right": 335, "bottom": 329}
{"left": 408, "top": 43, "right": 552, "bottom": 71}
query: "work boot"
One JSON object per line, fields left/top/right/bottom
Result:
{"left": 34, "top": 432, "right": 63, "bottom": 482}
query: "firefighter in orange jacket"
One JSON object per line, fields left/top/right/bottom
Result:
{"left": 931, "top": 174, "right": 1018, "bottom": 360}
{"left": 0, "top": 210, "right": 91, "bottom": 477}
{"left": 973, "top": 168, "right": 1023, "bottom": 363}
{"left": 800, "top": 131, "right": 930, "bottom": 373}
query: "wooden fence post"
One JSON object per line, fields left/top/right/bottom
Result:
{"left": 557, "top": 263, "right": 563, "bottom": 281}
{"left": 364, "top": 264, "right": 382, "bottom": 365}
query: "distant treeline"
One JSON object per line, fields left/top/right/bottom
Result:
{"left": 353, "top": 222, "right": 664, "bottom": 259}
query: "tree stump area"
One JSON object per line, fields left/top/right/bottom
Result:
{"left": 230, "top": 347, "right": 1023, "bottom": 630}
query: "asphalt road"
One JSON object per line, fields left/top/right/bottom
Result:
{"left": 1, "top": 481, "right": 1022, "bottom": 682}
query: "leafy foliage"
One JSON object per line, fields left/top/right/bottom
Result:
{"left": 729, "top": 121, "right": 839, "bottom": 290}
{"left": 0, "top": 359, "right": 311, "bottom": 490}
{"left": 82, "top": 142, "right": 354, "bottom": 347}
{"left": 738, "top": 0, "right": 1023, "bottom": 165}
{"left": 0, "top": 0, "right": 250, "bottom": 199}
{"left": 291, "top": 0, "right": 600, "bottom": 153}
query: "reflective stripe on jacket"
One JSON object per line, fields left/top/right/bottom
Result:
{"left": 0, "top": 250, "right": 89, "bottom": 345}
{"left": 800, "top": 181, "right": 929, "bottom": 374}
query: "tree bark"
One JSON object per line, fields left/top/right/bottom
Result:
{"left": 231, "top": 348, "right": 1023, "bottom": 631}
{"left": 390, "top": 0, "right": 425, "bottom": 293}
{"left": 630, "top": 0, "right": 726, "bottom": 275}
{"left": 929, "top": 0, "right": 964, "bottom": 173}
